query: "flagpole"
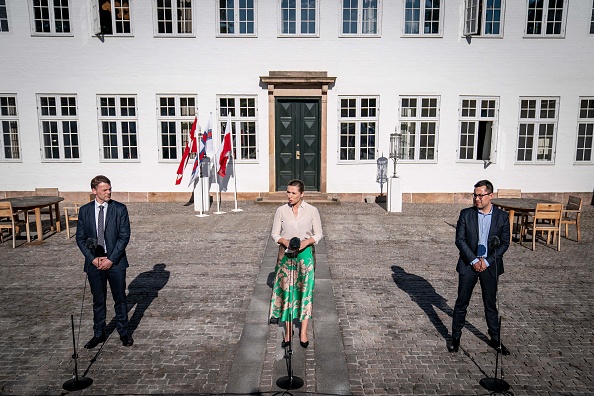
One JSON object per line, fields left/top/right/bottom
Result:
{"left": 192, "top": 130, "right": 209, "bottom": 218}
{"left": 214, "top": 183, "right": 225, "bottom": 214}
{"left": 196, "top": 159, "right": 209, "bottom": 218}
{"left": 213, "top": 114, "right": 226, "bottom": 215}
{"left": 231, "top": 153, "right": 242, "bottom": 213}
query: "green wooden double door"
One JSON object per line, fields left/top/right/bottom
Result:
{"left": 275, "top": 98, "right": 321, "bottom": 192}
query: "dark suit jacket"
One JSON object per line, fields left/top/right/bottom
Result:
{"left": 455, "top": 205, "right": 510, "bottom": 277}
{"left": 76, "top": 199, "right": 130, "bottom": 273}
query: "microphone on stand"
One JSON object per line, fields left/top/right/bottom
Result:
{"left": 86, "top": 238, "right": 106, "bottom": 258}
{"left": 489, "top": 235, "right": 500, "bottom": 248}
{"left": 277, "top": 236, "right": 305, "bottom": 391}
{"left": 86, "top": 237, "right": 97, "bottom": 250}
{"left": 63, "top": 238, "right": 99, "bottom": 391}
{"left": 285, "top": 237, "right": 301, "bottom": 257}
{"left": 480, "top": 233, "right": 510, "bottom": 393}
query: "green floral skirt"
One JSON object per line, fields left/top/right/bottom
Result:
{"left": 269, "top": 245, "right": 315, "bottom": 322}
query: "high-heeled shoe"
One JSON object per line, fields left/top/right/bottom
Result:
{"left": 300, "top": 340, "right": 309, "bottom": 348}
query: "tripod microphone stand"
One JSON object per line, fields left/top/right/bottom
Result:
{"left": 479, "top": 235, "right": 510, "bottom": 393}
{"left": 63, "top": 314, "right": 93, "bottom": 391}
{"left": 63, "top": 238, "right": 105, "bottom": 391}
{"left": 276, "top": 238, "right": 304, "bottom": 390}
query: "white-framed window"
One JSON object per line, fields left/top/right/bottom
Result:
{"left": 464, "top": 0, "right": 505, "bottom": 37}
{"left": 338, "top": 96, "right": 378, "bottom": 162}
{"left": 399, "top": 96, "right": 439, "bottom": 161}
{"left": 591, "top": 0, "right": 594, "bottom": 34}
{"left": 0, "top": 0, "right": 9, "bottom": 32}
{"left": 458, "top": 97, "right": 499, "bottom": 162}
{"left": 154, "top": 0, "right": 193, "bottom": 36}
{"left": 29, "top": 0, "right": 71, "bottom": 35}
{"left": 157, "top": 95, "right": 196, "bottom": 161}
{"left": 576, "top": 97, "right": 594, "bottom": 163}
{"left": 340, "top": 0, "right": 380, "bottom": 36}
{"left": 516, "top": 97, "right": 559, "bottom": 163}
{"left": 97, "top": 95, "right": 138, "bottom": 161}
{"left": 278, "top": 0, "right": 318, "bottom": 36}
{"left": 217, "top": 96, "right": 258, "bottom": 161}
{"left": 0, "top": 95, "right": 20, "bottom": 161}
{"left": 37, "top": 94, "right": 80, "bottom": 161}
{"left": 525, "top": 0, "right": 567, "bottom": 37}
{"left": 403, "top": 0, "right": 442, "bottom": 36}
{"left": 95, "top": 0, "right": 132, "bottom": 36}
{"left": 217, "top": 0, "right": 256, "bottom": 36}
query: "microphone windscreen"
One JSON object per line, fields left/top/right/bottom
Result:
{"left": 289, "top": 237, "right": 301, "bottom": 250}
{"left": 488, "top": 235, "right": 500, "bottom": 248}
{"left": 86, "top": 238, "right": 97, "bottom": 249}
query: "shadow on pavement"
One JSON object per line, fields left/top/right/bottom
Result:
{"left": 390, "top": 265, "right": 488, "bottom": 343}
{"left": 106, "top": 263, "right": 170, "bottom": 336}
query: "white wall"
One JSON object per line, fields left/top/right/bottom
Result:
{"left": 0, "top": 0, "right": 593, "bottom": 194}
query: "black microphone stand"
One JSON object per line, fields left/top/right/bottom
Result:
{"left": 480, "top": 235, "right": 510, "bottom": 393}
{"left": 63, "top": 239, "right": 101, "bottom": 391}
{"left": 276, "top": 241, "right": 304, "bottom": 390}
{"left": 63, "top": 313, "right": 93, "bottom": 390}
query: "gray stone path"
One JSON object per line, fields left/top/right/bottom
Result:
{"left": 0, "top": 200, "right": 592, "bottom": 395}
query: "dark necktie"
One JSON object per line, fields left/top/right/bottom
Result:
{"left": 98, "top": 205, "right": 105, "bottom": 249}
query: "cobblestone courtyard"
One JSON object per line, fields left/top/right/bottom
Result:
{"left": 0, "top": 201, "right": 592, "bottom": 395}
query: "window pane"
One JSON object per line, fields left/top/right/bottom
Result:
{"left": 0, "top": 0, "right": 8, "bottom": 32}
{"left": 536, "top": 123, "right": 554, "bottom": 160}
{"left": 157, "top": 0, "right": 173, "bottom": 33}
{"left": 404, "top": 0, "right": 420, "bottom": 34}
{"left": 54, "top": 0, "right": 71, "bottom": 33}
{"left": 459, "top": 122, "right": 476, "bottom": 160}
{"left": 526, "top": 0, "right": 543, "bottom": 35}
{"left": 400, "top": 122, "right": 416, "bottom": 160}
{"left": 517, "top": 123, "right": 534, "bottom": 161}
{"left": 484, "top": 0, "right": 502, "bottom": 35}
{"left": 2, "top": 120, "right": 20, "bottom": 159}
{"left": 424, "top": 0, "right": 440, "bottom": 34}
{"left": 545, "top": 0, "right": 563, "bottom": 35}
{"left": 361, "top": 0, "right": 377, "bottom": 34}
{"left": 342, "top": 0, "right": 357, "bottom": 34}
{"left": 114, "top": 0, "right": 131, "bottom": 34}
{"left": 340, "top": 122, "right": 356, "bottom": 160}
{"left": 301, "top": 0, "right": 315, "bottom": 34}
{"left": 177, "top": 0, "right": 193, "bottom": 34}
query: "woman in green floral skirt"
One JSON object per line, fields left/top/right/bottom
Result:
{"left": 269, "top": 179, "right": 323, "bottom": 348}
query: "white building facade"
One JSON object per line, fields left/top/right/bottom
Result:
{"left": 1, "top": 0, "right": 593, "bottom": 202}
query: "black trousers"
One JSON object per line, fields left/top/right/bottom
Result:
{"left": 452, "top": 270, "right": 499, "bottom": 341}
{"left": 87, "top": 265, "right": 129, "bottom": 337}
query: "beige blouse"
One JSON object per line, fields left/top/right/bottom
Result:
{"left": 271, "top": 200, "right": 323, "bottom": 245}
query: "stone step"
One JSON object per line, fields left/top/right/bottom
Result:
{"left": 255, "top": 192, "right": 340, "bottom": 204}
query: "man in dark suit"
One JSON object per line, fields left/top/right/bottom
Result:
{"left": 76, "top": 175, "right": 133, "bottom": 348}
{"left": 448, "top": 180, "right": 510, "bottom": 355}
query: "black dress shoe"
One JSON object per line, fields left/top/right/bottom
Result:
{"left": 84, "top": 334, "right": 106, "bottom": 349}
{"left": 488, "top": 339, "right": 510, "bottom": 355}
{"left": 300, "top": 340, "right": 309, "bottom": 348}
{"left": 120, "top": 334, "right": 134, "bottom": 347}
{"left": 447, "top": 338, "right": 460, "bottom": 353}
{"left": 281, "top": 340, "right": 290, "bottom": 348}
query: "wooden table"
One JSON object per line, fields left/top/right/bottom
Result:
{"left": 492, "top": 198, "right": 558, "bottom": 244}
{"left": 0, "top": 196, "right": 64, "bottom": 242}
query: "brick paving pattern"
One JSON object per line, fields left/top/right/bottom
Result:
{"left": 0, "top": 200, "right": 592, "bottom": 395}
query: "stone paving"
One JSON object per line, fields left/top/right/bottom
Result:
{"left": 0, "top": 200, "right": 592, "bottom": 395}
